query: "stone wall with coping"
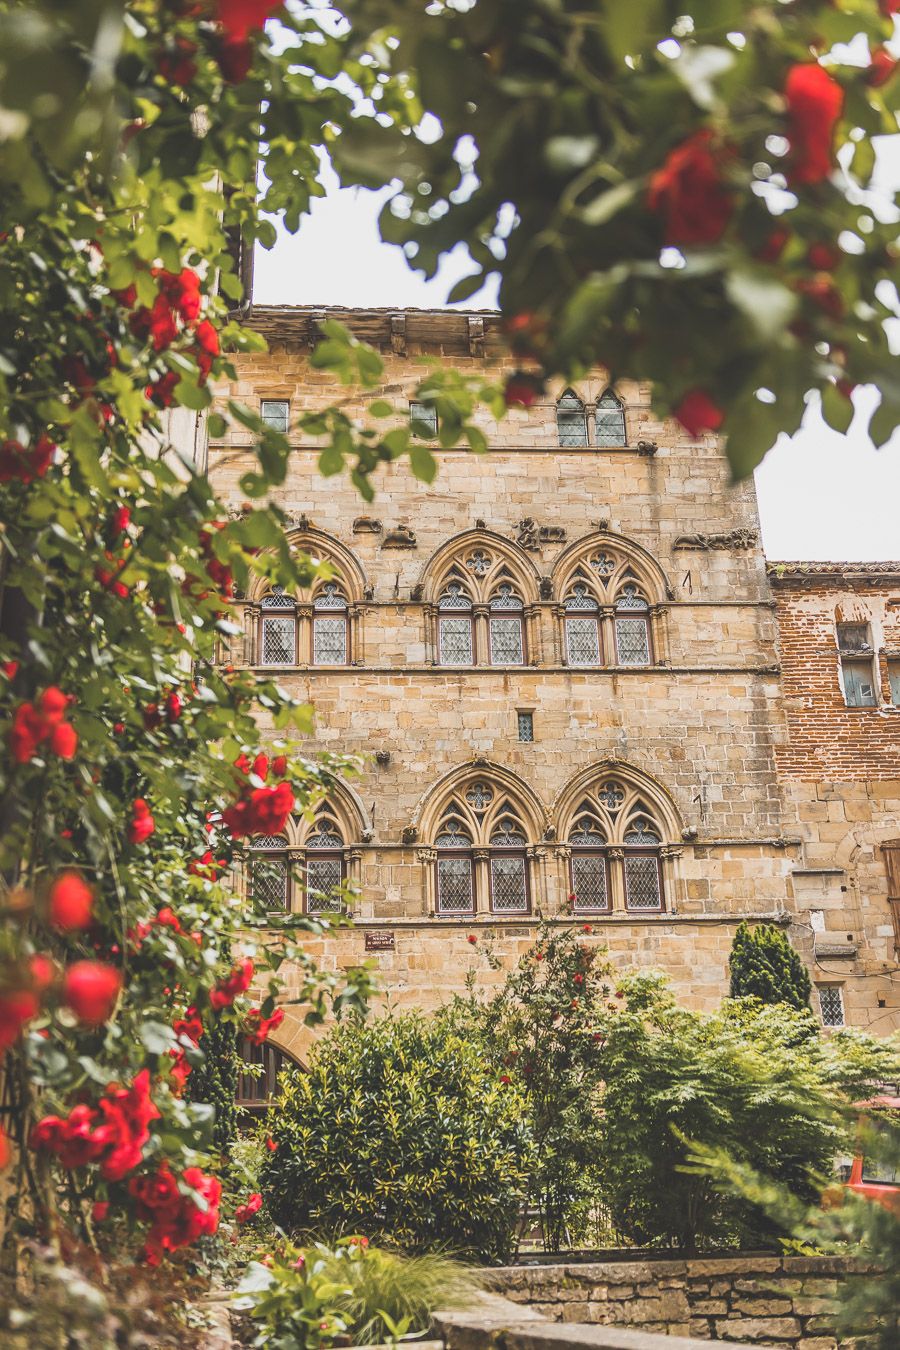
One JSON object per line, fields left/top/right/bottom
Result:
{"left": 484, "top": 1255, "right": 866, "bottom": 1346}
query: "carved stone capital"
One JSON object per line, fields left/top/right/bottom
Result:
{"left": 415, "top": 846, "right": 436, "bottom": 864}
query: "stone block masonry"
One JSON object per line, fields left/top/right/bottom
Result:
{"left": 484, "top": 1255, "right": 870, "bottom": 1346}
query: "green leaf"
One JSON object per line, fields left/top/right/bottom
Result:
{"left": 409, "top": 443, "right": 438, "bottom": 483}
{"left": 139, "top": 1021, "right": 177, "bottom": 1056}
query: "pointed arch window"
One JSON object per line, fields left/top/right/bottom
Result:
{"left": 564, "top": 581, "right": 602, "bottom": 667}
{"left": 568, "top": 811, "right": 610, "bottom": 912}
{"left": 249, "top": 834, "right": 289, "bottom": 912}
{"left": 489, "top": 817, "right": 529, "bottom": 913}
{"left": 489, "top": 582, "right": 525, "bottom": 666}
{"left": 313, "top": 583, "right": 349, "bottom": 665}
{"left": 260, "top": 588, "right": 297, "bottom": 666}
{"left": 623, "top": 817, "right": 663, "bottom": 911}
{"left": 304, "top": 815, "right": 345, "bottom": 913}
{"left": 557, "top": 389, "right": 588, "bottom": 447}
{"left": 595, "top": 391, "right": 627, "bottom": 447}
{"left": 435, "top": 815, "right": 475, "bottom": 914}
{"left": 614, "top": 583, "right": 651, "bottom": 666}
{"left": 438, "top": 581, "right": 474, "bottom": 666}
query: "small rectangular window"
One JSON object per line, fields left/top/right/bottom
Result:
{"left": 888, "top": 660, "right": 900, "bottom": 707}
{"left": 410, "top": 400, "right": 438, "bottom": 439}
{"left": 517, "top": 711, "right": 534, "bottom": 743}
{"left": 261, "top": 399, "right": 290, "bottom": 433}
{"left": 841, "top": 657, "right": 877, "bottom": 708}
{"left": 837, "top": 622, "right": 872, "bottom": 654}
{"left": 818, "top": 985, "right": 845, "bottom": 1027}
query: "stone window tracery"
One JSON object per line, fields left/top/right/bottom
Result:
{"left": 246, "top": 810, "right": 349, "bottom": 916}
{"left": 252, "top": 535, "right": 364, "bottom": 668}
{"left": 431, "top": 784, "right": 535, "bottom": 917}
{"left": 555, "top": 540, "right": 664, "bottom": 669}
{"left": 564, "top": 780, "right": 665, "bottom": 913}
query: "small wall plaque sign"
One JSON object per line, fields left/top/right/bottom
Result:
{"left": 364, "top": 930, "right": 395, "bottom": 952}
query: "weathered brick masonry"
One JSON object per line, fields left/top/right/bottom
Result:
{"left": 204, "top": 307, "right": 899, "bottom": 1058}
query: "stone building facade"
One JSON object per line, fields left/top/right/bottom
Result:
{"left": 207, "top": 306, "right": 900, "bottom": 1064}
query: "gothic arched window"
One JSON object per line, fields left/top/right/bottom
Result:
{"left": 313, "top": 582, "right": 349, "bottom": 665}
{"left": 259, "top": 587, "right": 297, "bottom": 666}
{"left": 489, "top": 816, "right": 529, "bottom": 913}
{"left": 438, "top": 581, "right": 474, "bottom": 666}
{"left": 488, "top": 582, "right": 525, "bottom": 666}
{"left": 595, "top": 390, "right": 627, "bottom": 446}
{"left": 564, "top": 580, "right": 602, "bottom": 667}
{"left": 614, "top": 582, "right": 651, "bottom": 666}
{"left": 622, "top": 817, "right": 663, "bottom": 910}
{"left": 562, "top": 780, "right": 666, "bottom": 913}
{"left": 304, "top": 814, "right": 345, "bottom": 913}
{"left": 435, "top": 814, "right": 475, "bottom": 914}
{"left": 249, "top": 834, "right": 289, "bottom": 913}
{"left": 568, "top": 808, "right": 610, "bottom": 912}
{"left": 556, "top": 389, "right": 588, "bottom": 447}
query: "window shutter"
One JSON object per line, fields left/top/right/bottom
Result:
{"left": 882, "top": 842, "right": 900, "bottom": 954}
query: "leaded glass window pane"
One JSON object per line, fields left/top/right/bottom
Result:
{"left": 490, "top": 616, "right": 524, "bottom": 665}
{"left": 490, "top": 855, "right": 528, "bottom": 913}
{"left": 624, "top": 854, "right": 662, "bottom": 910}
{"left": 251, "top": 856, "right": 289, "bottom": 910}
{"left": 263, "top": 587, "right": 295, "bottom": 609}
{"left": 261, "top": 615, "right": 296, "bottom": 665}
{"left": 314, "top": 583, "right": 347, "bottom": 610}
{"left": 490, "top": 820, "right": 526, "bottom": 847}
{"left": 436, "top": 856, "right": 474, "bottom": 913}
{"left": 439, "top": 616, "right": 473, "bottom": 665}
{"left": 490, "top": 584, "right": 523, "bottom": 610}
{"left": 439, "top": 582, "right": 472, "bottom": 610}
{"left": 261, "top": 400, "right": 290, "bottom": 433}
{"left": 570, "top": 855, "right": 609, "bottom": 910}
{"left": 595, "top": 392, "right": 626, "bottom": 446}
{"left": 615, "top": 617, "right": 650, "bottom": 666}
{"left": 564, "top": 582, "right": 598, "bottom": 612}
{"left": 410, "top": 400, "right": 438, "bottom": 438}
{"left": 624, "top": 819, "right": 660, "bottom": 845}
{"left": 436, "top": 820, "right": 472, "bottom": 847}
{"left": 616, "top": 583, "right": 647, "bottom": 611}
{"left": 517, "top": 711, "right": 534, "bottom": 742}
{"left": 565, "top": 617, "right": 601, "bottom": 667}
{"left": 313, "top": 616, "right": 347, "bottom": 664}
{"left": 306, "top": 857, "right": 343, "bottom": 913}
{"left": 307, "top": 821, "right": 343, "bottom": 849}
{"left": 818, "top": 986, "right": 845, "bottom": 1027}
{"left": 557, "top": 391, "right": 588, "bottom": 447}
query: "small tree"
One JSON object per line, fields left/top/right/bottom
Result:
{"left": 260, "top": 1010, "right": 534, "bottom": 1263}
{"left": 729, "top": 922, "right": 812, "bottom": 1011}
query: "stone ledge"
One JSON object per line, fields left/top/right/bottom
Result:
{"left": 435, "top": 1307, "right": 743, "bottom": 1350}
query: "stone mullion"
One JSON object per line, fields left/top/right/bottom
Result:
{"left": 286, "top": 847, "right": 304, "bottom": 913}
{"left": 555, "top": 844, "right": 572, "bottom": 913}
{"left": 416, "top": 846, "right": 437, "bottom": 915}
{"left": 650, "top": 604, "right": 668, "bottom": 664}
{"left": 607, "top": 846, "right": 625, "bottom": 911}
{"left": 347, "top": 604, "right": 362, "bottom": 665}
{"left": 554, "top": 605, "right": 567, "bottom": 665}
{"left": 424, "top": 604, "right": 437, "bottom": 665}
{"left": 473, "top": 605, "right": 489, "bottom": 665}
{"left": 660, "top": 843, "right": 682, "bottom": 914}
{"left": 599, "top": 606, "right": 616, "bottom": 665}
{"left": 473, "top": 848, "right": 490, "bottom": 914}
{"left": 523, "top": 606, "right": 540, "bottom": 664}
{"left": 296, "top": 603, "right": 313, "bottom": 666}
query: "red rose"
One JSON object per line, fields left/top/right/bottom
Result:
{"left": 48, "top": 872, "right": 94, "bottom": 930}
{"left": 245, "top": 1005, "right": 284, "bottom": 1045}
{"left": 9, "top": 688, "right": 76, "bottom": 763}
{"left": 265, "top": 1135, "right": 277, "bottom": 1152}
{"left": 672, "top": 389, "right": 725, "bottom": 437}
{"left": 234, "top": 1191, "right": 263, "bottom": 1224}
{"left": 216, "top": 0, "right": 281, "bottom": 41}
{"left": 11, "top": 704, "right": 47, "bottom": 762}
{"left": 213, "top": 35, "right": 254, "bottom": 83}
{"left": 573, "top": 973, "right": 584, "bottom": 986}
{"left": 195, "top": 319, "right": 220, "bottom": 357}
{"left": 807, "top": 242, "right": 841, "bottom": 271}
{"left": 647, "top": 128, "right": 733, "bottom": 245}
{"left": 111, "top": 284, "right": 137, "bottom": 308}
{"left": 209, "top": 957, "right": 254, "bottom": 1011}
{"left": 2, "top": 661, "right": 19, "bottom": 681}
{"left": 146, "top": 370, "right": 181, "bottom": 408}
{"left": 48, "top": 722, "right": 78, "bottom": 759}
{"left": 157, "top": 267, "right": 202, "bottom": 322}
{"left": 581, "top": 924, "right": 592, "bottom": 934}
{"left": 0, "top": 988, "right": 40, "bottom": 1052}
{"left": 30, "top": 954, "right": 55, "bottom": 990}
{"left": 63, "top": 962, "right": 121, "bottom": 1024}
{"left": 222, "top": 782, "right": 294, "bottom": 838}
{"left": 0, "top": 436, "right": 55, "bottom": 484}
{"left": 156, "top": 906, "right": 182, "bottom": 933}
{"left": 173, "top": 1006, "right": 203, "bottom": 1045}
{"left": 157, "top": 38, "right": 198, "bottom": 86}
{"left": 252, "top": 753, "right": 268, "bottom": 780}
{"left": 271, "top": 755, "right": 287, "bottom": 777}
{"left": 784, "top": 64, "right": 844, "bottom": 186}
{"left": 109, "top": 505, "right": 131, "bottom": 536}
{"left": 866, "top": 47, "right": 897, "bottom": 87}
{"left": 113, "top": 721, "right": 125, "bottom": 735}
{"left": 755, "top": 226, "right": 791, "bottom": 263}
{"left": 503, "top": 373, "right": 543, "bottom": 408}
{"left": 499, "top": 1075, "right": 511, "bottom": 1085}
{"left": 92, "top": 1201, "right": 110, "bottom": 1222}
{"left": 164, "top": 691, "right": 182, "bottom": 722}
{"left": 467, "top": 934, "right": 477, "bottom": 945}
{"left": 128, "top": 799, "right": 155, "bottom": 845}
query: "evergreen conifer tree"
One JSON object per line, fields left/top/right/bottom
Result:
{"left": 729, "top": 922, "right": 812, "bottom": 1011}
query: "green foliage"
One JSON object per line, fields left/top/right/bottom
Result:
{"left": 457, "top": 918, "right": 614, "bottom": 1252}
{"left": 594, "top": 975, "right": 900, "bottom": 1252}
{"left": 691, "top": 1109, "right": 900, "bottom": 1349}
{"left": 187, "top": 1010, "right": 238, "bottom": 1154}
{"left": 235, "top": 1239, "right": 480, "bottom": 1350}
{"left": 729, "top": 922, "right": 812, "bottom": 1011}
{"left": 260, "top": 1010, "right": 534, "bottom": 1262}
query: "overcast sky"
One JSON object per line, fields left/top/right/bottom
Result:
{"left": 254, "top": 165, "right": 900, "bottom": 563}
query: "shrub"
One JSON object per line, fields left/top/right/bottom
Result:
{"left": 260, "top": 1010, "right": 534, "bottom": 1262}
{"left": 235, "top": 1239, "right": 480, "bottom": 1349}
{"left": 595, "top": 974, "right": 898, "bottom": 1252}
{"left": 187, "top": 1009, "right": 239, "bottom": 1152}
{"left": 729, "top": 921, "right": 812, "bottom": 1010}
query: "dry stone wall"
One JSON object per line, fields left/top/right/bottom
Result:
{"left": 485, "top": 1255, "right": 867, "bottom": 1347}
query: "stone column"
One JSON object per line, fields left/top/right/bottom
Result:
{"left": 416, "top": 846, "right": 437, "bottom": 915}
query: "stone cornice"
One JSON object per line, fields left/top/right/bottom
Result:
{"left": 767, "top": 560, "right": 900, "bottom": 585}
